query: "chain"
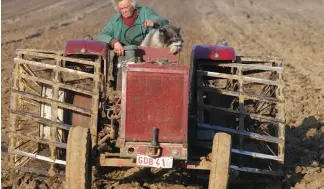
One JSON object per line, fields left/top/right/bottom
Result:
{"left": 106, "top": 96, "right": 122, "bottom": 120}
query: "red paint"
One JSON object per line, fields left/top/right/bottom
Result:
{"left": 136, "top": 46, "right": 180, "bottom": 65}
{"left": 64, "top": 41, "right": 180, "bottom": 65}
{"left": 64, "top": 40, "right": 108, "bottom": 58}
{"left": 121, "top": 63, "right": 189, "bottom": 144}
{"left": 192, "top": 44, "right": 236, "bottom": 61}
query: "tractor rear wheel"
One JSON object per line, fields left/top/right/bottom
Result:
{"left": 65, "top": 126, "right": 92, "bottom": 189}
{"left": 208, "top": 132, "right": 232, "bottom": 189}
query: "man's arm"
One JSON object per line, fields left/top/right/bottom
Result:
{"left": 98, "top": 19, "right": 118, "bottom": 48}
{"left": 98, "top": 17, "right": 124, "bottom": 55}
{"left": 145, "top": 7, "right": 169, "bottom": 26}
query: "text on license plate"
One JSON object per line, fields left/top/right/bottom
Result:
{"left": 136, "top": 155, "right": 173, "bottom": 168}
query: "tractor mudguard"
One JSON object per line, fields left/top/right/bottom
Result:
{"left": 192, "top": 44, "right": 236, "bottom": 61}
{"left": 64, "top": 39, "right": 109, "bottom": 59}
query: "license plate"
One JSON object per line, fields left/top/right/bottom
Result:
{"left": 136, "top": 154, "right": 173, "bottom": 168}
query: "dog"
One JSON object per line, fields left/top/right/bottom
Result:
{"left": 140, "top": 24, "right": 183, "bottom": 54}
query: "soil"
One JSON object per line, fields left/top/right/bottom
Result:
{"left": 2, "top": 0, "right": 324, "bottom": 188}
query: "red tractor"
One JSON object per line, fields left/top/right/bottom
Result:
{"left": 8, "top": 28, "right": 285, "bottom": 188}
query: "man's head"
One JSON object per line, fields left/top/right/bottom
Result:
{"left": 112, "top": 0, "right": 137, "bottom": 18}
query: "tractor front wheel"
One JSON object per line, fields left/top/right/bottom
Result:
{"left": 208, "top": 132, "right": 232, "bottom": 189}
{"left": 65, "top": 126, "right": 92, "bottom": 189}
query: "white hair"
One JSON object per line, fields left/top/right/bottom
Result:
{"left": 111, "top": 0, "right": 137, "bottom": 12}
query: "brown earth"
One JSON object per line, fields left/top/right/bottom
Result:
{"left": 1, "top": 0, "right": 324, "bottom": 188}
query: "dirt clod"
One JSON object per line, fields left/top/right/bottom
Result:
{"left": 295, "top": 166, "right": 303, "bottom": 174}
{"left": 306, "top": 128, "right": 318, "bottom": 138}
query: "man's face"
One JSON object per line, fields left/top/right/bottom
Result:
{"left": 118, "top": 0, "right": 134, "bottom": 18}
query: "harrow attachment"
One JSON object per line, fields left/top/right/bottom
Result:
{"left": 193, "top": 56, "right": 285, "bottom": 178}
{"left": 7, "top": 49, "right": 101, "bottom": 176}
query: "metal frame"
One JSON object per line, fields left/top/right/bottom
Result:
{"left": 8, "top": 49, "right": 101, "bottom": 176}
{"left": 195, "top": 56, "right": 285, "bottom": 176}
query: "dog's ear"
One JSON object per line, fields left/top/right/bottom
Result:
{"left": 159, "top": 28, "right": 167, "bottom": 35}
{"left": 177, "top": 27, "right": 181, "bottom": 32}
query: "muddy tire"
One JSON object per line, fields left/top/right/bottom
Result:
{"left": 208, "top": 132, "right": 232, "bottom": 189}
{"left": 65, "top": 126, "right": 92, "bottom": 189}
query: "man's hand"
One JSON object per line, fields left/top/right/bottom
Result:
{"left": 113, "top": 41, "right": 124, "bottom": 56}
{"left": 144, "top": 20, "right": 156, "bottom": 27}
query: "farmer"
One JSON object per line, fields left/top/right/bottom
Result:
{"left": 98, "top": 0, "right": 169, "bottom": 56}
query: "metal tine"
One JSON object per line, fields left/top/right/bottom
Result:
{"left": 18, "top": 73, "right": 94, "bottom": 96}
{"left": 10, "top": 110, "right": 71, "bottom": 130}
{"left": 201, "top": 104, "right": 283, "bottom": 123}
{"left": 16, "top": 48, "right": 59, "bottom": 54}
{"left": 14, "top": 58, "right": 96, "bottom": 79}
{"left": 12, "top": 89, "right": 92, "bottom": 115}
{"left": 255, "top": 88, "right": 277, "bottom": 113}
{"left": 9, "top": 132, "right": 67, "bottom": 149}
{"left": 26, "top": 129, "right": 39, "bottom": 136}
{"left": 200, "top": 86, "right": 279, "bottom": 103}
{"left": 265, "top": 143, "right": 276, "bottom": 156}
{"left": 200, "top": 70, "right": 281, "bottom": 86}
{"left": 232, "top": 148, "right": 281, "bottom": 161}
{"left": 17, "top": 142, "right": 38, "bottom": 153}
{"left": 11, "top": 165, "right": 65, "bottom": 177}
{"left": 230, "top": 165, "right": 283, "bottom": 176}
{"left": 17, "top": 49, "right": 98, "bottom": 66}
{"left": 198, "top": 123, "right": 280, "bottom": 143}
{"left": 211, "top": 63, "right": 284, "bottom": 73}
{"left": 20, "top": 64, "right": 42, "bottom": 87}
{"left": 245, "top": 126, "right": 278, "bottom": 157}
{"left": 22, "top": 99, "right": 39, "bottom": 107}
{"left": 15, "top": 149, "right": 39, "bottom": 167}
{"left": 21, "top": 80, "right": 40, "bottom": 95}
{"left": 10, "top": 149, "right": 66, "bottom": 165}
{"left": 14, "top": 140, "right": 33, "bottom": 149}
{"left": 15, "top": 125, "right": 38, "bottom": 132}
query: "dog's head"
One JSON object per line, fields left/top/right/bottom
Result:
{"left": 158, "top": 25, "right": 183, "bottom": 45}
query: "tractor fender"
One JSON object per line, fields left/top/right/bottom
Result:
{"left": 192, "top": 44, "right": 236, "bottom": 61}
{"left": 64, "top": 39, "right": 109, "bottom": 59}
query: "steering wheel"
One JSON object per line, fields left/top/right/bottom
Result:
{"left": 124, "top": 22, "right": 160, "bottom": 45}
